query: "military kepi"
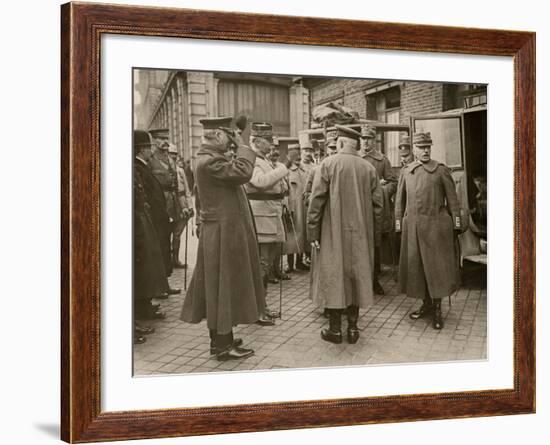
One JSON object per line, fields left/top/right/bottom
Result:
{"left": 398, "top": 135, "right": 411, "bottom": 152}
{"left": 413, "top": 132, "right": 433, "bottom": 146}
{"left": 335, "top": 124, "right": 361, "bottom": 142}
{"left": 360, "top": 125, "right": 376, "bottom": 139}
{"left": 251, "top": 122, "right": 273, "bottom": 142}
{"left": 149, "top": 128, "right": 170, "bottom": 140}
{"left": 199, "top": 117, "right": 233, "bottom": 130}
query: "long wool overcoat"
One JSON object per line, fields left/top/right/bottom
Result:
{"left": 394, "top": 159, "right": 461, "bottom": 299}
{"left": 134, "top": 158, "right": 168, "bottom": 300}
{"left": 307, "top": 147, "right": 383, "bottom": 309}
{"left": 180, "top": 144, "right": 265, "bottom": 335}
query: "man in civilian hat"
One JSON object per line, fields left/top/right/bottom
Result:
{"left": 360, "top": 125, "right": 398, "bottom": 295}
{"left": 308, "top": 125, "right": 383, "bottom": 344}
{"left": 395, "top": 132, "right": 461, "bottom": 330}
{"left": 180, "top": 117, "right": 264, "bottom": 361}
{"left": 283, "top": 143, "right": 308, "bottom": 273}
{"left": 398, "top": 134, "right": 415, "bottom": 168}
{"left": 244, "top": 122, "right": 289, "bottom": 324}
{"left": 133, "top": 130, "right": 169, "bottom": 329}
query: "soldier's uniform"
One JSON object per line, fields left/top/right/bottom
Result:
{"left": 168, "top": 143, "right": 193, "bottom": 269}
{"left": 398, "top": 135, "right": 415, "bottom": 168}
{"left": 244, "top": 123, "right": 289, "bottom": 321}
{"left": 283, "top": 144, "right": 309, "bottom": 272}
{"left": 395, "top": 132, "right": 462, "bottom": 330}
{"left": 360, "top": 125, "right": 398, "bottom": 295}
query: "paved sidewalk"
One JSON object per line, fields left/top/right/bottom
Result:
{"left": 134, "top": 250, "right": 487, "bottom": 375}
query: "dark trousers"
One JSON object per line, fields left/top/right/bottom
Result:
{"left": 209, "top": 329, "right": 233, "bottom": 350}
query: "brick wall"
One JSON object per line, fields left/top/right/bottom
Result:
{"left": 399, "top": 82, "right": 444, "bottom": 125}
{"left": 309, "top": 79, "right": 447, "bottom": 125}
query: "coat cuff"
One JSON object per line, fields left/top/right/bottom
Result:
{"left": 235, "top": 145, "right": 257, "bottom": 164}
{"left": 307, "top": 226, "right": 320, "bottom": 243}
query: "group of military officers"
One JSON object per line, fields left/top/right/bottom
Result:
{"left": 133, "top": 128, "right": 194, "bottom": 344}
{"left": 134, "top": 114, "right": 463, "bottom": 361}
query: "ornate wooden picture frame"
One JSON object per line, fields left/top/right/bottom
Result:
{"left": 61, "top": 2, "right": 535, "bottom": 442}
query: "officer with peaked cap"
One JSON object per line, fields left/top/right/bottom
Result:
{"left": 244, "top": 122, "right": 289, "bottom": 324}
{"left": 360, "top": 125, "right": 398, "bottom": 296}
{"left": 180, "top": 117, "right": 264, "bottom": 361}
{"left": 308, "top": 124, "right": 383, "bottom": 345}
{"left": 395, "top": 132, "right": 462, "bottom": 330}
{"left": 133, "top": 129, "right": 170, "bottom": 334}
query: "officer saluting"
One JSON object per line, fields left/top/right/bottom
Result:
{"left": 180, "top": 117, "right": 264, "bottom": 361}
{"left": 395, "top": 132, "right": 461, "bottom": 330}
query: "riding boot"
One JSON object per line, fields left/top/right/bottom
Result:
{"left": 432, "top": 298, "right": 444, "bottom": 330}
{"left": 346, "top": 305, "right": 360, "bottom": 344}
{"left": 321, "top": 309, "right": 343, "bottom": 344}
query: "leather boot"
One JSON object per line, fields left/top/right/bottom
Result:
{"left": 409, "top": 297, "right": 433, "bottom": 320}
{"left": 346, "top": 305, "right": 360, "bottom": 344}
{"left": 321, "top": 309, "right": 343, "bottom": 344}
{"left": 432, "top": 298, "right": 444, "bottom": 330}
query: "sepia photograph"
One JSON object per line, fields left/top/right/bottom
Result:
{"left": 132, "top": 68, "right": 488, "bottom": 375}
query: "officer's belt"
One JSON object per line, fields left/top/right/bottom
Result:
{"left": 246, "top": 192, "right": 285, "bottom": 201}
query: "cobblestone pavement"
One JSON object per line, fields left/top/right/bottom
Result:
{"left": 134, "top": 236, "right": 487, "bottom": 375}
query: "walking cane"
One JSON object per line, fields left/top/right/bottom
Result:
{"left": 388, "top": 230, "right": 398, "bottom": 282}
{"left": 184, "top": 218, "right": 189, "bottom": 290}
{"left": 279, "top": 242, "right": 283, "bottom": 320}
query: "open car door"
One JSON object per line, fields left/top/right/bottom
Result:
{"left": 410, "top": 112, "right": 487, "bottom": 268}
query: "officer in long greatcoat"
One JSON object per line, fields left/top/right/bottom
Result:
{"left": 395, "top": 132, "right": 462, "bottom": 330}
{"left": 308, "top": 125, "right": 383, "bottom": 345}
{"left": 360, "top": 125, "right": 398, "bottom": 295}
{"left": 180, "top": 117, "right": 264, "bottom": 361}
{"left": 244, "top": 122, "right": 289, "bottom": 324}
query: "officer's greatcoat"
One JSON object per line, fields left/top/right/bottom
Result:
{"left": 307, "top": 147, "right": 383, "bottom": 309}
{"left": 395, "top": 159, "right": 461, "bottom": 299}
{"left": 244, "top": 154, "right": 288, "bottom": 244}
{"left": 180, "top": 144, "right": 265, "bottom": 335}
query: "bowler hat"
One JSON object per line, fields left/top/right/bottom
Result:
{"left": 134, "top": 129, "right": 153, "bottom": 148}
